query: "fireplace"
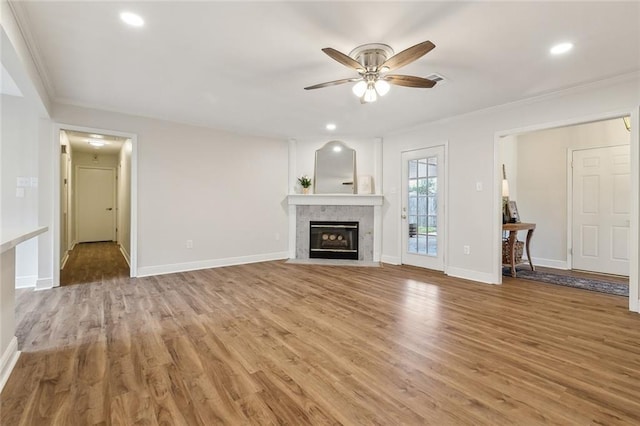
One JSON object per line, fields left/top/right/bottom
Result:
{"left": 309, "top": 221, "right": 359, "bottom": 260}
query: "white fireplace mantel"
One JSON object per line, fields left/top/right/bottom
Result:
{"left": 287, "top": 194, "right": 384, "bottom": 206}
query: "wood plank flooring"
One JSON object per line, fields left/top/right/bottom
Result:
{"left": 3, "top": 261, "right": 640, "bottom": 425}
{"left": 61, "top": 242, "right": 129, "bottom": 286}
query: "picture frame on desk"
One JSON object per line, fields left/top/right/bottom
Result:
{"left": 507, "top": 200, "right": 520, "bottom": 223}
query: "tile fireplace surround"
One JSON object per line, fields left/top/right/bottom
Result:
{"left": 287, "top": 194, "right": 384, "bottom": 262}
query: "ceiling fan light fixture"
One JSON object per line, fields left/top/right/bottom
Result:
{"left": 352, "top": 81, "right": 367, "bottom": 97}
{"left": 375, "top": 79, "right": 390, "bottom": 96}
{"left": 364, "top": 86, "right": 377, "bottom": 103}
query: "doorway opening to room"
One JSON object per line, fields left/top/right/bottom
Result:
{"left": 498, "top": 116, "right": 631, "bottom": 296}
{"left": 58, "top": 128, "right": 134, "bottom": 286}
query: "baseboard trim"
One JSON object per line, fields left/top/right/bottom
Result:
{"left": 15, "top": 275, "right": 37, "bottom": 288}
{"left": 136, "top": 251, "right": 289, "bottom": 278}
{"left": 119, "top": 245, "right": 131, "bottom": 268}
{"left": 60, "top": 252, "right": 69, "bottom": 269}
{"left": 0, "top": 337, "right": 20, "bottom": 392}
{"left": 35, "top": 277, "right": 53, "bottom": 291}
{"left": 446, "top": 267, "right": 498, "bottom": 284}
{"left": 524, "top": 257, "right": 569, "bottom": 270}
{"left": 381, "top": 255, "right": 401, "bottom": 265}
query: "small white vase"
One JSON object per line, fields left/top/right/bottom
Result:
{"left": 302, "top": 187, "right": 310, "bottom": 195}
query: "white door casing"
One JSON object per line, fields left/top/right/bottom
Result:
{"left": 76, "top": 166, "right": 116, "bottom": 243}
{"left": 401, "top": 146, "right": 445, "bottom": 271}
{"left": 572, "top": 145, "right": 630, "bottom": 276}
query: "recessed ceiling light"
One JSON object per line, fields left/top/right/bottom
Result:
{"left": 326, "top": 123, "right": 337, "bottom": 131}
{"left": 88, "top": 140, "right": 105, "bottom": 147}
{"left": 550, "top": 42, "right": 573, "bottom": 55}
{"left": 89, "top": 134, "right": 104, "bottom": 139}
{"left": 120, "top": 12, "right": 144, "bottom": 27}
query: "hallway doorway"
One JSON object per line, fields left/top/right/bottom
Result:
{"left": 59, "top": 129, "right": 133, "bottom": 285}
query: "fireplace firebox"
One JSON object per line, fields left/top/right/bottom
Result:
{"left": 309, "top": 221, "right": 359, "bottom": 260}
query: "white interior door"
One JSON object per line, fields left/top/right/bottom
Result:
{"left": 401, "top": 146, "right": 445, "bottom": 270}
{"left": 572, "top": 145, "right": 630, "bottom": 276}
{"left": 77, "top": 167, "right": 116, "bottom": 243}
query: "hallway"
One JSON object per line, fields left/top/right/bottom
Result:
{"left": 61, "top": 242, "right": 129, "bottom": 286}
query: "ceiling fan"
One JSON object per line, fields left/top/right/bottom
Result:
{"left": 304, "top": 41, "right": 437, "bottom": 103}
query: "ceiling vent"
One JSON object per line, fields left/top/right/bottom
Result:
{"left": 426, "top": 73, "right": 446, "bottom": 84}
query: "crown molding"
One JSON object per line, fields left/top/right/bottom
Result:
{"left": 7, "top": 0, "right": 56, "bottom": 100}
{"left": 392, "top": 71, "right": 640, "bottom": 136}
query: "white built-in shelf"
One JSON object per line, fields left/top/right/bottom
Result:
{"left": 287, "top": 194, "right": 384, "bottom": 206}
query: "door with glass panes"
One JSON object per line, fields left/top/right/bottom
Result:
{"left": 401, "top": 146, "right": 445, "bottom": 270}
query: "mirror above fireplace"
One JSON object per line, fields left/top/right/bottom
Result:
{"left": 314, "top": 141, "right": 356, "bottom": 194}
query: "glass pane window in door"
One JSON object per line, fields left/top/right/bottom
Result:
{"left": 409, "top": 179, "right": 417, "bottom": 195}
{"left": 428, "top": 156, "right": 437, "bottom": 177}
{"left": 428, "top": 216, "right": 437, "bottom": 235}
{"left": 409, "top": 160, "right": 418, "bottom": 178}
{"left": 427, "top": 236, "right": 437, "bottom": 255}
{"left": 417, "top": 235, "right": 427, "bottom": 254}
{"left": 418, "top": 197, "right": 427, "bottom": 216}
{"left": 428, "top": 196, "right": 437, "bottom": 215}
{"left": 427, "top": 177, "right": 437, "bottom": 195}
{"left": 418, "top": 215, "right": 427, "bottom": 235}
{"left": 408, "top": 196, "right": 417, "bottom": 215}
{"left": 418, "top": 159, "right": 428, "bottom": 177}
{"left": 418, "top": 178, "right": 428, "bottom": 195}
{"left": 407, "top": 155, "right": 439, "bottom": 257}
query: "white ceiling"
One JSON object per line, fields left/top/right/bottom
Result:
{"left": 66, "top": 130, "right": 126, "bottom": 155}
{"left": 14, "top": 1, "right": 640, "bottom": 140}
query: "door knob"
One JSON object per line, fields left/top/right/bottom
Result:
{"left": 106, "top": 208, "right": 113, "bottom": 211}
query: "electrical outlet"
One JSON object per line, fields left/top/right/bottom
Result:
{"left": 463, "top": 245, "right": 471, "bottom": 255}
{"left": 186, "top": 240, "right": 193, "bottom": 249}
{"left": 476, "top": 181, "right": 483, "bottom": 191}
{"left": 275, "top": 233, "right": 280, "bottom": 241}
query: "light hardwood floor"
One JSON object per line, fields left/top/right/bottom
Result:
{"left": 2, "top": 260, "right": 640, "bottom": 425}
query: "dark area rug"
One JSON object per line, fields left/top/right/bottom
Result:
{"left": 504, "top": 268, "right": 628, "bottom": 297}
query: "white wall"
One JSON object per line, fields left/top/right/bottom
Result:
{"left": 117, "top": 140, "right": 132, "bottom": 263}
{"left": 293, "top": 137, "right": 377, "bottom": 194}
{"left": 0, "top": 10, "right": 52, "bottom": 387}
{"left": 53, "top": 103, "right": 290, "bottom": 276}
{"left": 1, "top": 94, "right": 40, "bottom": 287}
{"left": 513, "top": 118, "right": 630, "bottom": 268}
{"left": 382, "top": 75, "right": 640, "bottom": 286}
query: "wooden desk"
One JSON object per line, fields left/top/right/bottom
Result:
{"left": 502, "top": 222, "right": 536, "bottom": 277}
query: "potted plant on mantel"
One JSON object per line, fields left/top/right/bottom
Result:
{"left": 298, "top": 175, "right": 312, "bottom": 194}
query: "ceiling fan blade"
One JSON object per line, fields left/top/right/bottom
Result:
{"left": 322, "top": 48, "right": 365, "bottom": 72}
{"left": 304, "top": 78, "right": 361, "bottom": 90}
{"left": 380, "top": 41, "right": 435, "bottom": 71}
{"left": 384, "top": 75, "right": 437, "bottom": 88}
